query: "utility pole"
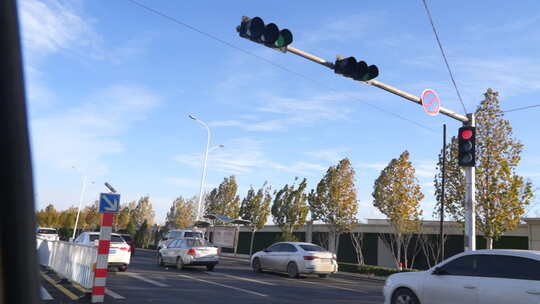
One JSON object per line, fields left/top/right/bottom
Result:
{"left": 236, "top": 17, "right": 476, "bottom": 250}
{"left": 440, "top": 124, "right": 446, "bottom": 261}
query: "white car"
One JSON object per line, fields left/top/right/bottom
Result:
{"left": 157, "top": 229, "right": 205, "bottom": 250}
{"left": 74, "top": 232, "right": 131, "bottom": 271}
{"left": 383, "top": 249, "right": 540, "bottom": 304}
{"left": 250, "top": 242, "right": 338, "bottom": 278}
{"left": 157, "top": 238, "right": 219, "bottom": 271}
{"left": 36, "top": 227, "right": 59, "bottom": 241}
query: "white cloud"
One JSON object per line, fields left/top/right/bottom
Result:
{"left": 31, "top": 85, "right": 160, "bottom": 175}
{"left": 298, "top": 13, "right": 387, "bottom": 45}
{"left": 210, "top": 119, "right": 286, "bottom": 132}
{"left": 210, "top": 92, "right": 353, "bottom": 132}
{"left": 173, "top": 137, "right": 325, "bottom": 176}
{"left": 306, "top": 148, "right": 350, "bottom": 163}
{"left": 164, "top": 177, "right": 204, "bottom": 189}
{"left": 19, "top": 0, "right": 102, "bottom": 59}
{"left": 414, "top": 160, "right": 437, "bottom": 179}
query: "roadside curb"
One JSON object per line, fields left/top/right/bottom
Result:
{"left": 220, "top": 253, "right": 386, "bottom": 282}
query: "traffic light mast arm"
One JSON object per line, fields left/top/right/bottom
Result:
{"left": 285, "top": 45, "right": 469, "bottom": 123}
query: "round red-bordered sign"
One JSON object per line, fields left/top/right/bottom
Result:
{"left": 421, "top": 89, "right": 441, "bottom": 116}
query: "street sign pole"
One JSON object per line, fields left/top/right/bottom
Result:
{"left": 92, "top": 192, "right": 121, "bottom": 303}
{"left": 464, "top": 113, "right": 476, "bottom": 251}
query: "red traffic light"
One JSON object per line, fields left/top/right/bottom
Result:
{"left": 460, "top": 129, "right": 473, "bottom": 140}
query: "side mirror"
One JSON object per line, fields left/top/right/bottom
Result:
{"left": 263, "top": 248, "right": 270, "bottom": 253}
{"left": 432, "top": 267, "right": 447, "bottom": 275}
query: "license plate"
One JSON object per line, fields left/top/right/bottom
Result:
{"left": 109, "top": 249, "right": 117, "bottom": 254}
{"left": 316, "top": 258, "right": 331, "bottom": 264}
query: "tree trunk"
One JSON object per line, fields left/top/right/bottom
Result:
{"left": 396, "top": 233, "right": 402, "bottom": 269}
{"left": 249, "top": 229, "right": 256, "bottom": 257}
{"left": 334, "top": 232, "right": 341, "bottom": 256}
{"left": 485, "top": 236, "right": 493, "bottom": 249}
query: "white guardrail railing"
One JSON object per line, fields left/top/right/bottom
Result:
{"left": 37, "top": 237, "right": 97, "bottom": 289}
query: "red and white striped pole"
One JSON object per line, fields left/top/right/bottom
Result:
{"left": 92, "top": 212, "right": 114, "bottom": 303}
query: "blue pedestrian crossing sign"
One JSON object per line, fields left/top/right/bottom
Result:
{"left": 99, "top": 193, "right": 120, "bottom": 213}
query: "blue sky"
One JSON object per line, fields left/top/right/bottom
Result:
{"left": 19, "top": 0, "right": 540, "bottom": 224}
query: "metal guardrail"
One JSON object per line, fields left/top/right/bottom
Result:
{"left": 37, "top": 237, "right": 97, "bottom": 288}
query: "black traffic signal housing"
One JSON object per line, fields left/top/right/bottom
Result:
{"left": 458, "top": 126, "right": 476, "bottom": 167}
{"left": 334, "top": 56, "right": 379, "bottom": 81}
{"left": 237, "top": 16, "right": 293, "bottom": 49}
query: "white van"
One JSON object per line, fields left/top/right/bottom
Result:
{"left": 158, "top": 229, "right": 204, "bottom": 250}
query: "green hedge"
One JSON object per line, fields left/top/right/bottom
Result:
{"left": 339, "top": 263, "right": 419, "bottom": 277}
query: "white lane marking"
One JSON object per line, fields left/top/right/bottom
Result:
{"left": 123, "top": 272, "right": 170, "bottom": 287}
{"left": 207, "top": 272, "right": 276, "bottom": 286}
{"left": 285, "top": 278, "right": 366, "bottom": 294}
{"left": 177, "top": 274, "right": 268, "bottom": 297}
{"left": 105, "top": 288, "right": 126, "bottom": 299}
{"left": 40, "top": 286, "right": 53, "bottom": 300}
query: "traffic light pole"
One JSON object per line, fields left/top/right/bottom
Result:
{"left": 464, "top": 113, "right": 476, "bottom": 251}
{"left": 285, "top": 44, "right": 476, "bottom": 250}
{"left": 285, "top": 46, "right": 470, "bottom": 123}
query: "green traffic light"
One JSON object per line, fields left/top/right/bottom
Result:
{"left": 274, "top": 29, "right": 293, "bottom": 48}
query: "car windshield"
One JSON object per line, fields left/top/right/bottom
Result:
{"left": 184, "top": 239, "right": 210, "bottom": 247}
{"left": 299, "top": 245, "right": 326, "bottom": 252}
{"left": 37, "top": 229, "right": 57, "bottom": 234}
{"left": 184, "top": 232, "right": 204, "bottom": 238}
{"left": 121, "top": 235, "right": 133, "bottom": 242}
{"left": 89, "top": 235, "right": 124, "bottom": 243}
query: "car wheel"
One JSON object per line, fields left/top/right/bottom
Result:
{"left": 176, "top": 257, "right": 184, "bottom": 270}
{"left": 206, "top": 264, "right": 215, "bottom": 271}
{"left": 157, "top": 254, "right": 164, "bottom": 267}
{"left": 287, "top": 262, "right": 299, "bottom": 278}
{"left": 118, "top": 265, "right": 128, "bottom": 272}
{"left": 252, "top": 258, "right": 263, "bottom": 273}
{"left": 392, "top": 288, "right": 420, "bottom": 304}
{"left": 318, "top": 274, "right": 329, "bottom": 278}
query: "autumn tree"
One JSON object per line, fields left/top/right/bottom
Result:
{"left": 240, "top": 182, "right": 272, "bottom": 255}
{"left": 373, "top": 151, "right": 423, "bottom": 268}
{"left": 135, "top": 220, "right": 150, "bottom": 248}
{"left": 434, "top": 89, "right": 534, "bottom": 249}
{"left": 57, "top": 207, "right": 78, "bottom": 240}
{"left": 204, "top": 176, "right": 241, "bottom": 219}
{"left": 131, "top": 196, "right": 155, "bottom": 228}
{"left": 115, "top": 206, "right": 132, "bottom": 232}
{"left": 166, "top": 196, "right": 196, "bottom": 229}
{"left": 434, "top": 137, "right": 465, "bottom": 221}
{"left": 309, "top": 158, "right": 358, "bottom": 254}
{"left": 84, "top": 201, "right": 100, "bottom": 231}
{"left": 272, "top": 178, "right": 309, "bottom": 241}
{"left": 36, "top": 204, "right": 59, "bottom": 227}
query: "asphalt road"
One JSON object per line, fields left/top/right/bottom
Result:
{"left": 41, "top": 249, "right": 385, "bottom": 303}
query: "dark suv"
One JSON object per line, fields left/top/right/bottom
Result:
{"left": 120, "top": 234, "right": 135, "bottom": 256}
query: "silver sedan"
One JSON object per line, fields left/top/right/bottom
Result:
{"left": 250, "top": 242, "right": 338, "bottom": 278}
{"left": 157, "top": 238, "right": 219, "bottom": 271}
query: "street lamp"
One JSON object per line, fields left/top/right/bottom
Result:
{"left": 71, "top": 166, "right": 87, "bottom": 241}
{"left": 189, "top": 115, "right": 211, "bottom": 221}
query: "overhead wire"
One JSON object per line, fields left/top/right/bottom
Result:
{"left": 126, "top": 0, "right": 437, "bottom": 133}
{"left": 421, "top": 0, "right": 468, "bottom": 115}
{"left": 502, "top": 104, "right": 540, "bottom": 113}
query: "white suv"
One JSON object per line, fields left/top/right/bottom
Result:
{"left": 158, "top": 229, "right": 205, "bottom": 250}
{"left": 36, "top": 227, "right": 59, "bottom": 241}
